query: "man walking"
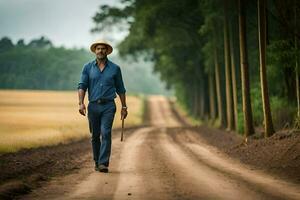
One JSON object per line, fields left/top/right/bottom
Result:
{"left": 78, "top": 40, "right": 127, "bottom": 173}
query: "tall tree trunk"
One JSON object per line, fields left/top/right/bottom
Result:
{"left": 238, "top": 0, "right": 255, "bottom": 137}
{"left": 258, "top": 0, "right": 275, "bottom": 137}
{"left": 224, "top": 0, "right": 234, "bottom": 130}
{"left": 200, "top": 71, "right": 211, "bottom": 120}
{"left": 214, "top": 41, "right": 226, "bottom": 127}
{"left": 209, "top": 72, "right": 217, "bottom": 120}
{"left": 203, "top": 73, "right": 210, "bottom": 121}
{"left": 229, "top": 21, "right": 239, "bottom": 131}
{"left": 295, "top": 0, "right": 300, "bottom": 119}
{"left": 199, "top": 72, "right": 205, "bottom": 119}
{"left": 192, "top": 82, "right": 198, "bottom": 117}
{"left": 197, "top": 86, "right": 201, "bottom": 118}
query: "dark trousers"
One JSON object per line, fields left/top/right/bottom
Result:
{"left": 88, "top": 101, "right": 116, "bottom": 167}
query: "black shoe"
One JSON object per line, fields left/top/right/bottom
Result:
{"left": 95, "top": 163, "right": 99, "bottom": 171}
{"left": 98, "top": 164, "right": 109, "bottom": 173}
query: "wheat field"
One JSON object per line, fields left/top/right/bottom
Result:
{"left": 0, "top": 90, "right": 144, "bottom": 153}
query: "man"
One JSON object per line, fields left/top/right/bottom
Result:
{"left": 78, "top": 40, "right": 128, "bottom": 173}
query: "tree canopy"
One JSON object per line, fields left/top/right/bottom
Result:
{"left": 92, "top": 0, "right": 300, "bottom": 134}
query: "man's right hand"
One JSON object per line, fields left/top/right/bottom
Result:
{"left": 79, "top": 103, "right": 86, "bottom": 116}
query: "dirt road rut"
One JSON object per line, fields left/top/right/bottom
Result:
{"left": 22, "top": 96, "right": 300, "bottom": 200}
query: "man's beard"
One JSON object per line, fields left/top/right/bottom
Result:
{"left": 97, "top": 54, "right": 107, "bottom": 60}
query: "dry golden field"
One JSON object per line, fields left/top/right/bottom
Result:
{"left": 0, "top": 90, "right": 144, "bottom": 153}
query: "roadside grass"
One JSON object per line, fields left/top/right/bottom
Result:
{"left": 171, "top": 98, "right": 202, "bottom": 126}
{"left": 0, "top": 90, "right": 143, "bottom": 153}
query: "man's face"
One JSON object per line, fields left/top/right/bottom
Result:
{"left": 95, "top": 44, "right": 107, "bottom": 59}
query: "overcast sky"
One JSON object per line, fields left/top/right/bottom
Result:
{"left": 0, "top": 0, "right": 128, "bottom": 49}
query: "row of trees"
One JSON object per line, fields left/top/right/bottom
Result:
{"left": 0, "top": 36, "right": 92, "bottom": 90}
{"left": 93, "top": 0, "right": 300, "bottom": 137}
{"left": 0, "top": 36, "right": 169, "bottom": 94}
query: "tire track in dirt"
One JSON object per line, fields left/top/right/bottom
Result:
{"left": 18, "top": 95, "right": 300, "bottom": 200}
{"left": 113, "top": 127, "right": 181, "bottom": 200}
{"left": 148, "top": 96, "right": 182, "bottom": 127}
{"left": 111, "top": 95, "right": 183, "bottom": 200}
{"left": 159, "top": 129, "right": 266, "bottom": 200}
{"left": 173, "top": 130, "right": 300, "bottom": 200}
{"left": 112, "top": 127, "right": 153, "bottom": 200}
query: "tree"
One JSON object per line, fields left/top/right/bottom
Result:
{"left": 0, "top": 37, "right": 93, "bottom": 90}
{"left": 0, "top": 37, "right": 14, "bottom": 52}
{"left": 224, "top": 0, "right": 234, "bottom": 130}
{"left": 214, "top": 38, "right": 226, "bottom": 127}
{"left": 92, "top": 0, "right": 299, "bottom": 132}
{"left": 17, "top": 39, "right": 26, "bottom": 47}
{"left": 238, "top": 0, "right": 255, "bottom": 137}
{"left": 209, "top": 68, "right": 217, "bottom": 120}
{"left": 294, "top": 0, "right": 300, "bottom": 126}
{"left": 258, "top": 0, "right": 275, "bottom": 137}
{"left": 28, "top": 36, "right": 52, "bottom": 48}
{"left": 229, "top": 19, "right": 239, "bottom": 131}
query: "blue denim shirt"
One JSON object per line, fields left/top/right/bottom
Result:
{"left": 77, "top": 59, "right": 126, "bottom": 102}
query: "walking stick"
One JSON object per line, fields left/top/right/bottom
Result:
{"left": 121, "top": 116, "right": 125, "bottom": 142}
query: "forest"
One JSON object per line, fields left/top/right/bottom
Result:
{"left": 92, "top": 0, "right": 300, "bottom": 137}
{"left": 0, "top": 36, "right": 92, "bottom": 90}
{"left": 0, "top": 36, "right": 168, "bottom": 94}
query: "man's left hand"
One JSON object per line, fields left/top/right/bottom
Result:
{"left": 121, "top": 108, "right": 128, "bottom": 119}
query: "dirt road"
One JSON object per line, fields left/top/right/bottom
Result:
{"left": 21, "top": 96, "right": 300, "bottom": 200}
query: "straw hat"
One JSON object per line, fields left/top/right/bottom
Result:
{"left": 90, "top": 40, "right": 113, "bottom": 54}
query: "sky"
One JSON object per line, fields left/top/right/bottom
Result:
{"left": 0, "top": 0, "right": 128, "bottom": 49}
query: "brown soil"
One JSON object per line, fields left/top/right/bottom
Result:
{"left": 228, "top": 130, "right": 300, "bottom": 183}
{"left": 0, "top": 96, "right": 299, "bottom": 200}
{"left": 0, "top": 126, "right": 143, "bottom": 200}
{"left": 171, "top": 126, "right": 300, "bottom": 184}
{"left": 0, "top": 139, "right": 90, "bottom": 199}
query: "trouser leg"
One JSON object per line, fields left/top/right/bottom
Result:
{"left": 98, "top": 103, "right": 116, "bottom": 167}
{"left": 88, "top": 103, "right": 101, "bottom": 165}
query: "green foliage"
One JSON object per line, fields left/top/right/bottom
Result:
{"left": 92, "top": 0, "right": 207, "bottom": 116}
{"left": 270, "top": 96, "right": 296, "bottom": 129}
{"left": 248, "top": 86, "right": 296, "bottom": 130}
{"left": 267, "top": 39, "right": 298, "bottom": 97}
{"left": 92, "top": 0, "right": 299, "bottom": 130}
{"left": 268, "top": 40, "right": 296, "bottom": 69}
{"left": 0, "top": 38, "right": 92, "bottom": 90}
{"left": 237, "top": 105, "right": 245, "bottom": 134}
{"left": 0, "top": 36, "right": 169, "bottom": 94}
{"left": 237, "top": 92, "right": 296, "bottom": 133}
{"left": 250, "top": 87, "right": 264, "bottom": 126}
{"left": 0, "top": 37, "right": 14, "bottom": 52}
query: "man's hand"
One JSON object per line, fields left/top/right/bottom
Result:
{"left": 121, "top": 107, "right": 128, "bottom": 119}
{"left": 79, "top": 103, "right": 86, "bottom": 116}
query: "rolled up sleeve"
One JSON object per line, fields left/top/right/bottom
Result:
{"left": 115, "top": 66, "right": 126, "bottom": 94}
{"left": 77, "top": 64, "right": 89, "bottom": 91}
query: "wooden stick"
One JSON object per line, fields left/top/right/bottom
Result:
{"left": 121, "top": 117, "right": 124, "bottom": 142}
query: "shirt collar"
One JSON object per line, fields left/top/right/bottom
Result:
{"left": 93, "top": 59, "right": 110, "bottom": 68}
